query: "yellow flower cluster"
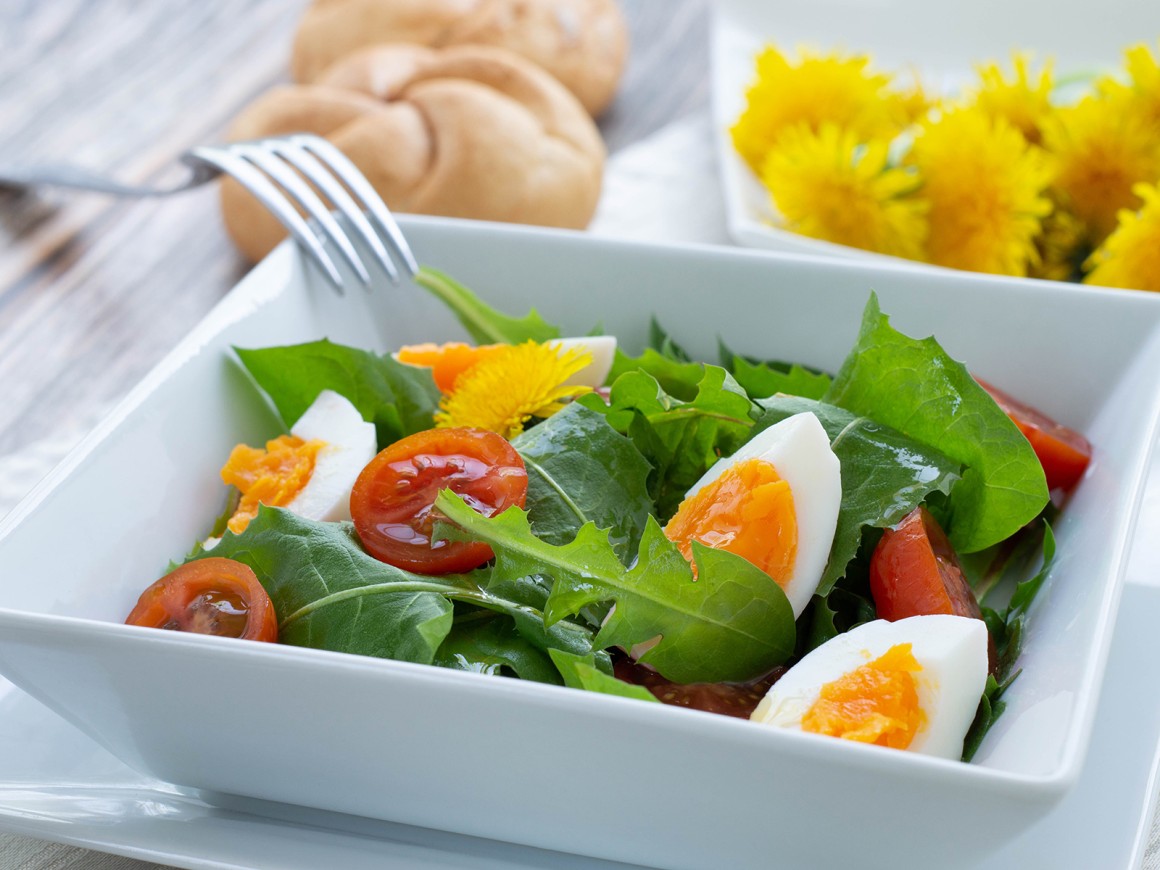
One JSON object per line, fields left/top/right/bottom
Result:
{"left": 730, "top": 41, "right": 1160, "bottom": 290}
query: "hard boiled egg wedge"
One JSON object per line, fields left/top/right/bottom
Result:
{"left": 751, "top": 614, "right": 989, "bottom": 759}
{"left": 664, "top": 411, "right": 841, "bottom": 618}
{"left": 217, "top": 389, "right": 377, "bottom": 538}
{"left": 285, "top": 389, "right": 378, "bottom": 521}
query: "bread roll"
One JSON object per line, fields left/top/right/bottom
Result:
{"left": 221, "top": 43, "right": 605, "bottom": 263}
{"left": 291, "top": 0, "right": 628, "bottom": 116}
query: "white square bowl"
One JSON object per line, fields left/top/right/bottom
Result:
{"left": 710, "top": 0, "right": 1158, "bottom": 266}
{"left": 0, "top": 217, "right": 1158, "bottom": 870}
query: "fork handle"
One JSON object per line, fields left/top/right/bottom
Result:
{"left": 0, "top": 159, "right": 220, "bottom": 197}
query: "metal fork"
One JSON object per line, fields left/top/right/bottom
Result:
{"left": 0, "top": 133, "right": 418, "bottom": 291}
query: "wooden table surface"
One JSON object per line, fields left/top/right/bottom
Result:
{"left": 0, "top": 0, "right": 708, "bottom": 468}
{"left": 0, "top": 1, "right": 707, "bottom": 867}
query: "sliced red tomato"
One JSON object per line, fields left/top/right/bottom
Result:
{"left": 977, "top": 377, "right": 1092, "bottom": 493}
{"left": 869, "top": 507, "right": 981, "bottom": 622}
{"left": 350, "top": 427, "right": 527, "bottom": 574}
{"left": 125, "top": 557, "right": 278, "bottom": 642}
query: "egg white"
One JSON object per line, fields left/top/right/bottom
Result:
{"left": 686, "top": 411, "right": 841, "bottom": 618}
{"left": 751, "top": 614, "right": 990, "bottom": 759}
{"left": 285, "top": 389, "right": 377, "bottom": 523}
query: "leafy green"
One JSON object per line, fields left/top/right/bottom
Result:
{"left": 992, "top": 522, "right": 1056, "bottom": 672}
{"left": 731, "top": 358, "right": 832, "bottom": 401}
{"left": 579, "top": 365, "right": 758, "bottom": 519}
{"left": 197, "top": 508, "right": 452, "bottom": 663}
{"left": 755, "top": 395, "right": 961, "bottom": 594}
{"left": 648, "top": 318, "right": 694, "bottom": 363}
{"left": 962, "top": 522, "right": 1056, "bottom": 760}
{"left": 823, "top": 294, "right": 1049, "bottom": 553}
{"left": 962, "top": 673, "right": 1011, "bottom": 762}
{"left": 414, "top": 266, "right": 560, "bottom": 344}
{"left": 606, "top": 349, "right": 705, "bottom": 401}
{"left": 195, "top": 508, "right": 602, "bottom": 666}
{"left": 434, "top": 610, "right": 562, "bottom": 684}
{"left": 549, "top": 649, "right": 660, "bottom": 702}
{"left": 716, "top": 338, "right": 833, "bottom": 400}
{"left": 513, "top": 403, "right": 654, "bottom": 562}
{"left": 434, "top": 491, "right": 796, "bottom": 684}
{"left": 235, "top": 339, "right": 440, "bottom": 447}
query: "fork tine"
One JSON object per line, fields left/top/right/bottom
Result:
{"left": 269, "top": 140, "right": 399, "bottom": 283}
{"left": 190, "top": 146, "right": 344, "bottom": 290}
{"left": 235, "top": 143, "right": 371, "bottom": 286}
{"left": 293, "top": 134, "right": 419, "bottom": 279}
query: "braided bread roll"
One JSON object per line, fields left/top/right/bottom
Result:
{"left": 291, "top": 0, "right": 628, "bottom": 117}
{"left": 221, "top": 43, "right": 605, "bottom": 263}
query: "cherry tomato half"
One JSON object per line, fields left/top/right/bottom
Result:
{"left": 350, "top": 427, "right": 528, "bottom": 574}
{"left": 125, "top": 557, "right": 278, "bottom": 642}
{"left": 977, "top": 378, "right": 1092, "bottom": 493}
{"left": 869, "top": 507, "right": 981, "bottom": 623}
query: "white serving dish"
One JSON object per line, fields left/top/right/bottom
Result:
{"left": 0, "top": 216, "right": 1158, "bottom": 870}
{"left": 710, "top": 0, "right": 1158, "bottom": 263}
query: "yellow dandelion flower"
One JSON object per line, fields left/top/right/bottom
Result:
{"left": 1030, "top": 206, "right": 1089, "bottom": 282}
{"left": 970, "top": 53, "right": 1055, "bottom": 145}
{"left": 761, "top": 124, "right": 927, "bottom": 259}
{"left": 1044, "top": 95, "right": 1160, "bottom": 244}
{"left": 890, "top": 68, "right": 937, "bottom": 125}
{"left": 1084, "top": 181, "right": 1160, "bottom": 292}
{"left": 1099, "top": 40, "right": 1160, "bottom": 131}
{"left": 435, "top": 341, "right": 592, "bottom": 439}
{"left": 731, "top": 46, "right": 910, "bottom": 172}
{"left": 910, "top": 108, "right": 1052, "bottom": 275}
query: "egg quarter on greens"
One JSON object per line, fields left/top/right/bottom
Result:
{"left": 664, "top": 411, "right": 841, "bottom": 618}
{"left": 752, "top": 614, "right": 990, "bottom": 759}
{"left": 285, "top": 389, "right": 378, "bottom": 523}
{"left": 213, "top": 389, "right": 378, "bottom": 547}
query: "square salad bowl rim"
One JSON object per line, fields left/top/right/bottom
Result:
{"left": 0, "top": 215, "right": 1157, "bottom": 866}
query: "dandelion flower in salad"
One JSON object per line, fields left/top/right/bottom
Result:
{"left": 730, "top": 47, "right": 909, "bottom": 172}
{"left": 434, "top": 340, "right": 594, "bottom": 439}
{"left": 910, "top": 107, "right": 1052, "bottom": 275}
{"left": 969, "top": 53, "right": 1055, "bottom": 145}
{"left": 761, "top": 124, "right": 927, "bottom": 260}
{"left": 1044, "top": 95, "right": 1160, "bottom": 244}
{"left": 1084, "top": 181, "right": 1160, "bottom": 292}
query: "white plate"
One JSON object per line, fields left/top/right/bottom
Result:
{"left": 1, "top": 217, "right": 1159, "bottom": 870}
{"left": 2, "top": 577, "right": 1160, "bottom": 870}
{"left": 710, "top": 0, "right": 1160, "bottom": 262}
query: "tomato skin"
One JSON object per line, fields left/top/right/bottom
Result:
{"left": 350, "top": 427, "right": 527, "bottom": 574}
{"left": 869, "top": 507, "right": 981, "bottom": 622}
{"left": 977, "top": 378, "right": 1092, "bottom": 493}
{"left": 126, "top": 557, "right": 278, "bottom": 642}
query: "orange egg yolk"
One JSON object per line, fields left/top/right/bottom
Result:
{"left": 220, "top": 435, "right": 324, "bottom": 535}
{"left": 664, "top": 458, "right": 797, "bottom": 584}
{"left": 801, "top": 643, "right": 926, "bottom": 750}
{"left": 396, "top": 342, "right": 506, "bottom": 393}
